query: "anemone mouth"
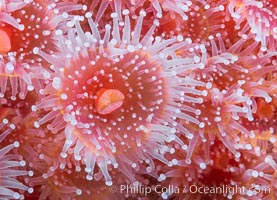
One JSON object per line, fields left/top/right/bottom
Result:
{"left": 95, "top": 88, "right": 125, "bottom": 115}
{"left": 0, "top": 23, "right": 32, "bottom": 59}
{"left": 0, "top": 29, "right": 11, "bottom": 53}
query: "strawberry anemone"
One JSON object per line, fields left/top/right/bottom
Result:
{"left": 178, "top": 35, "right": 277, "bottom": 163}
{"left": 0, "top": 0, "right": 86, "bottom": 99}
{"left": 156, "top": 140, "right": 276, "bottom": 200}
{"left": 145, "top": 0, "right": 242, "bottom": 46}
{"left": 0, "top": 108, "right": 34, "bottom": 199}
{"left": 227, "top": 0, "right": 277, "bottom": 51}
{"left": 33, "top": 10, "right": 205, "bottom": 186}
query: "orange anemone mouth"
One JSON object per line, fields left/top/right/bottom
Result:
{"left": 0, "top": 29, "right": 11, "bottom": 53}
{"left": 95, "top": 88, "right": 125, "bottom": 115}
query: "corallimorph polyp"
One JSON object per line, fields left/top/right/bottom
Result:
{"left": 0, "top": 141, "right": 30, "bottom": 199}
{"left": 228, "top": 0, "right": 277, "bottom": 51}
{"left": 0, "top": 0, "right": 85, "bottom": 98}
{"left": 157, "top": 140, "right": 277, "bottom": 200}
{"left": 34, "top": 11, "right": 204, "bottom": 185}
{"left": 0, "top": 109, "right": 34, "bottom": 199}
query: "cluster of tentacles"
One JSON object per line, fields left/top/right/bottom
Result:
{"left": 0, "top": 0, "right": 276, "bottom": 199}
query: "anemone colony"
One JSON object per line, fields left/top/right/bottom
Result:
{"left": 0, "top": 0, "right": 276, "bottom": 199}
